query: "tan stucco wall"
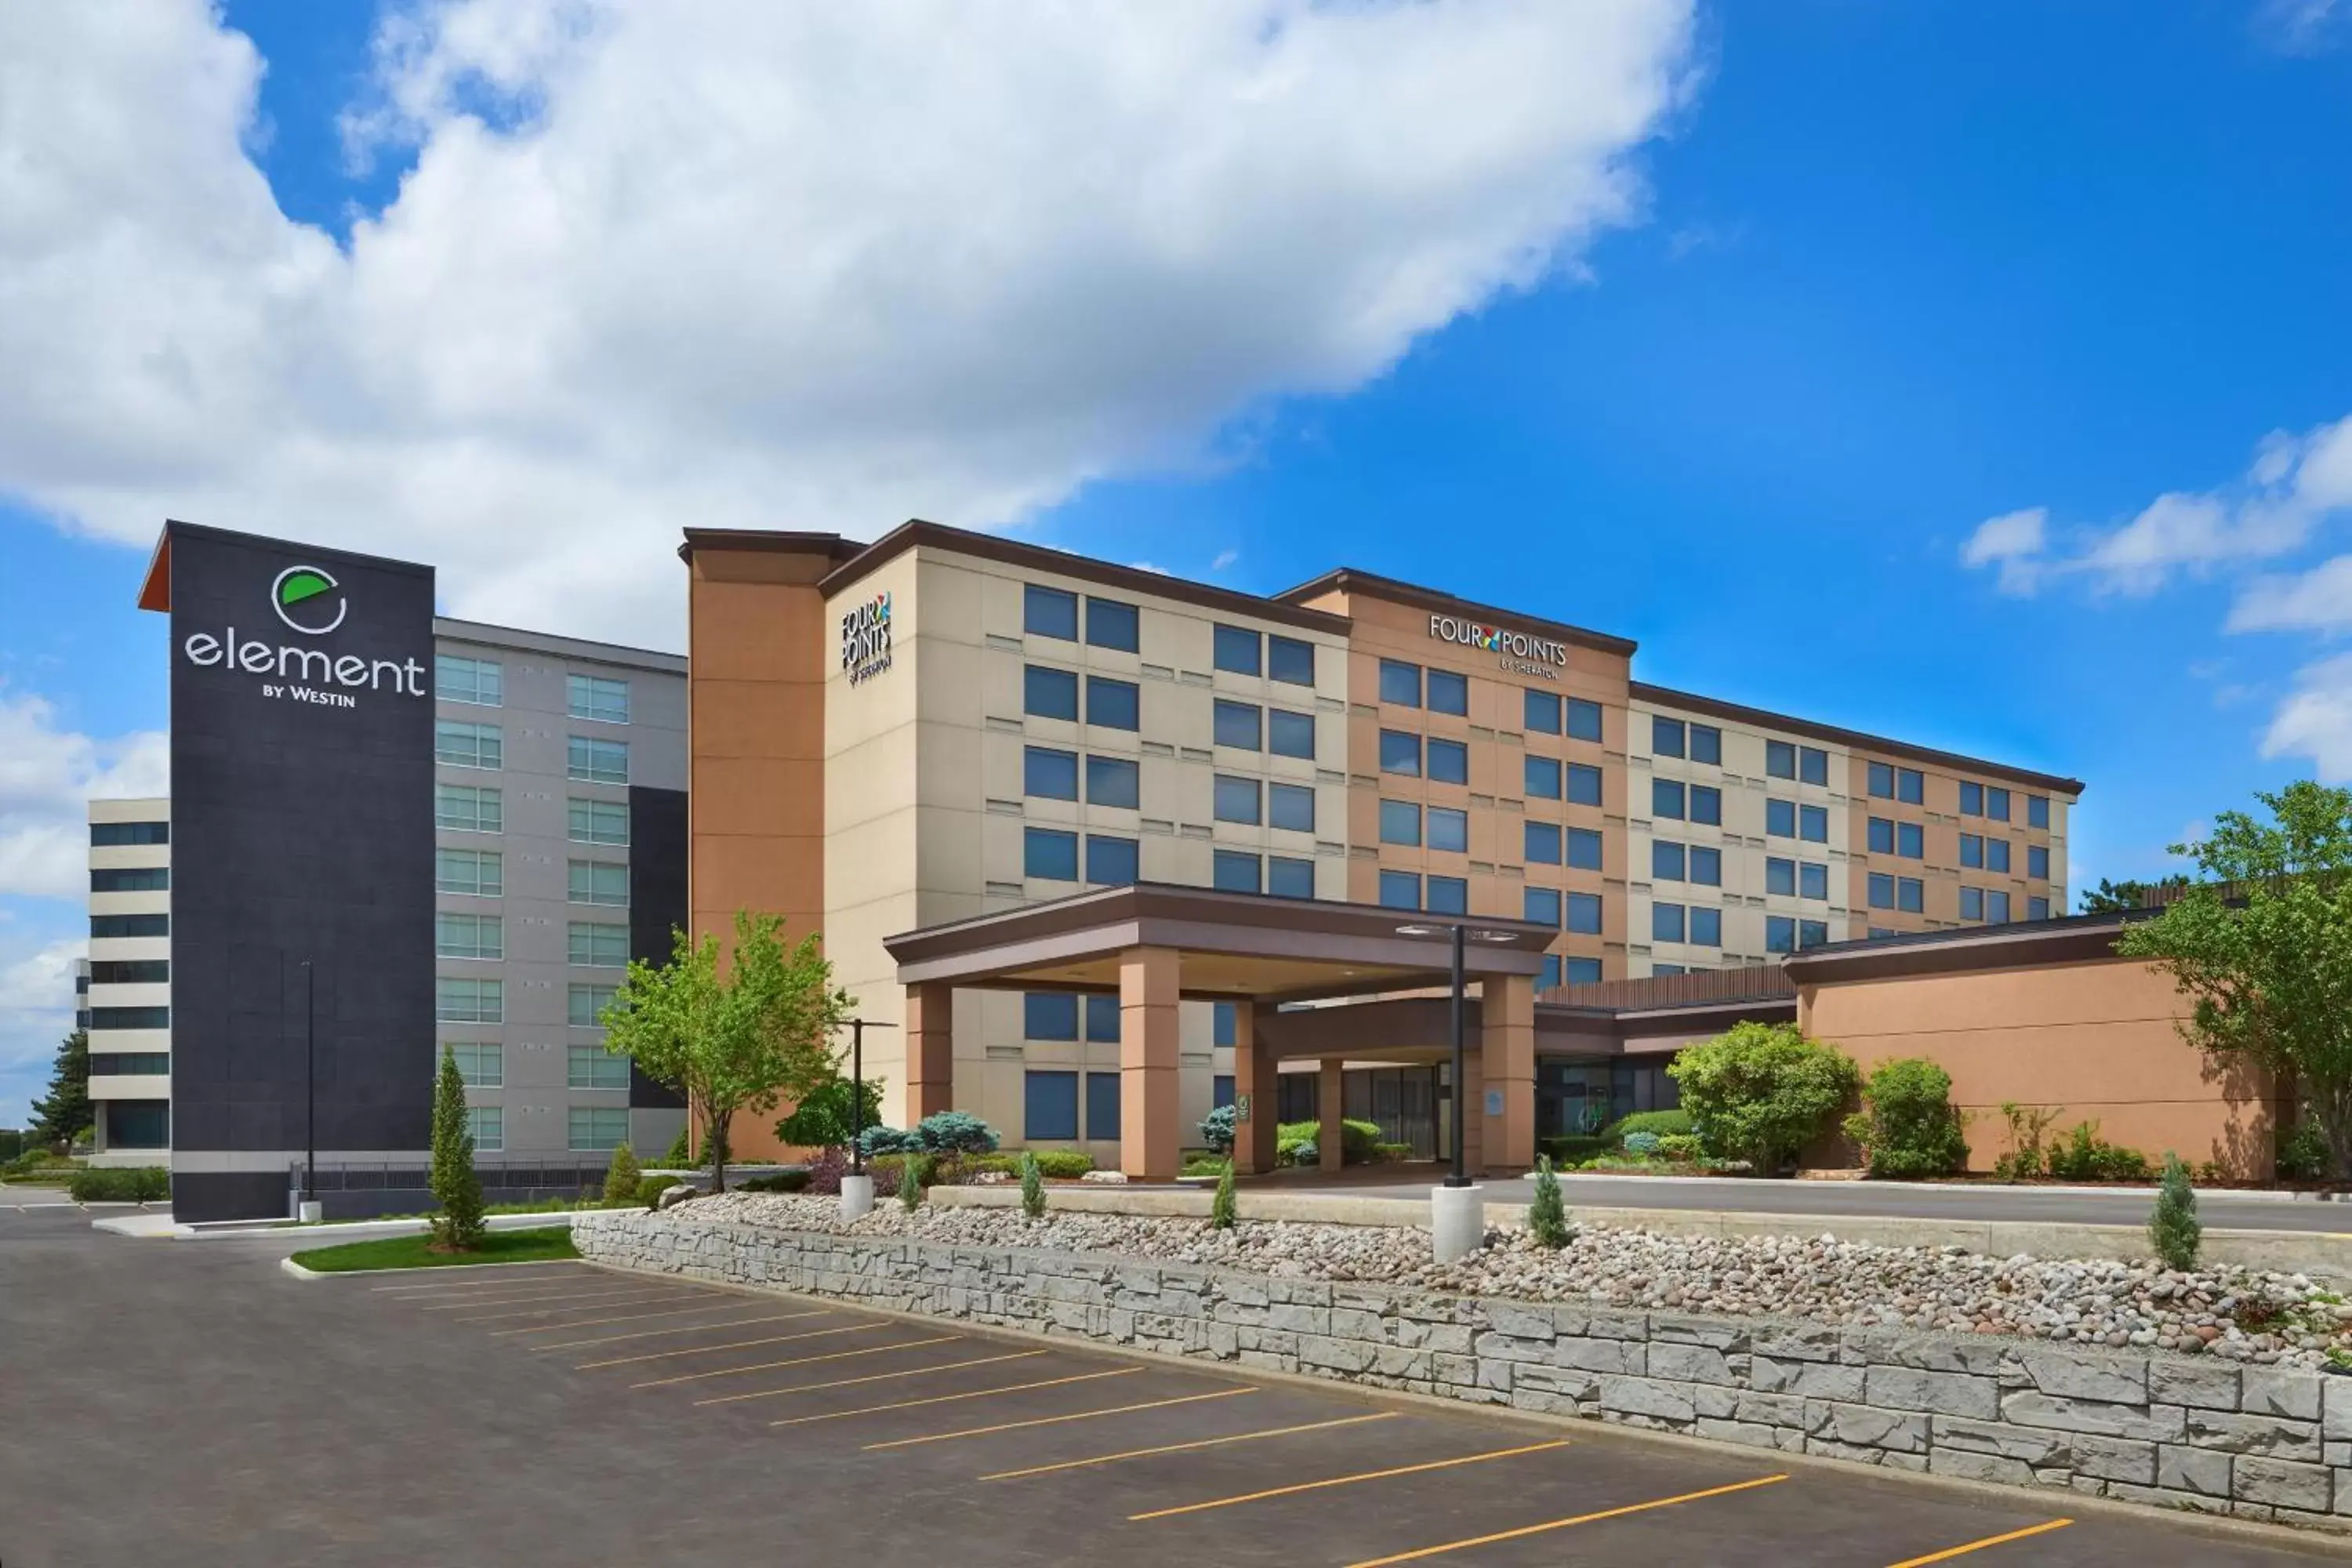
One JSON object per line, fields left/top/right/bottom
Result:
{"left": 1799, "top": 958, "right": 2278, "bottom": 1178}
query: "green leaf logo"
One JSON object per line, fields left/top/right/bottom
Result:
{"left": 270, "top": 564, "right": 347, "bottom": 635}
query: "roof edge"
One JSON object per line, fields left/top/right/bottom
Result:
{"left": 1274, "top": 566, "right": 1638, "bottom": 659}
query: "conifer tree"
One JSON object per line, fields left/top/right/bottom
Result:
{"left": 430, "top": 1044, "right": 486, "bottom": 1250}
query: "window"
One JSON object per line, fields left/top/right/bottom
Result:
{"left": 568, "top": 860, "right": 630, "bottom": 907}
{"left": 567, "top": 673, "right": 630, "bottom": 725}
{"left": 1086, "top": 995, "right": 1121, "bottom": 1042}
{"left": 1525, "top": 756, "right": 1561, "bottom": 799}
{"left": 91, "top": 913, "right": 169, "bottom": 939}
{"left": 90, "top": 867, "right": 168, "bottom": 893}
{"left": 1869, "top": 817, "right": 1896, "bottom": 854}
{"left": 1766, "top": 857, "right": 1796, "bottom": 896}
{"left": 437, "top": 783, "right": 502, "bottom": 833}
{"left": 1428, "top": 807, "right": 1468, "bottom": 854}
{"left": 568, "top": 984, "right": 617, "bottom": 1027}
{"left": 1380, "top": 660, "right": 1421, "bottom": 707}
{"left": 569, "top": 1045, "right": 629, "bottom": 1090}
{"left": 89, "top": 1007, "right": 169, "bottom": 1031}
{"left": 1766, "top": 916, "right": 1795, "bottom": 955}
{"left": 1269, "top": 709, "right": 1316, "bottom": 759}
{"left": 447, "top": 1042, "right": 503, "bottom": 1087}
{"left": 1428, "top": 737, "right": 1468, "bottom": 785}
{"left": 1269, "top": 857, "right": 1316, "bottom": 898}
{"left": 89, "top": 1052, "right": 171, "bottom": 1076}
{"left": 1025, "top": 583, "right": 1079, "bottom": 641}
{"left": 568, "top": 922, "right": 629, "bottom": 967}
{"left": 1025, "top": 826, "right": 1079, "bottom": 880}
{"left": 1898, "top": 768, "right": 1925, "bottom": 804}
{"left": 1799, "top": 804, "right": 1828, "bottom": 843}
{"left": 2029, "top": 895, "right": 2051, "bottom": 920}
{"left": 1653, "top": 964, "right": 1686, "bottom": 977}
{"left": 1214, "top": 775, "right": 1262, "bottom": 825}
{"left": 1899, "top": 877, "right": 1925, "bottom": 913}
{"left": 1653, "top": 902, "right": 1686, "bottom": 943}
{"left": 1565, "top": 957, "right": 1602, "bottom": 984}
{"left": 1024, "top": 665, "right": 1079, "bottom": 720}
{"left": 1960, "top": 886, "right": 1984, "bottom": 922}
{"left": 1426, "top": 876, "right": 1468, "bottom": 914}
{"left": 1269, "top": 635, "right": 1316, "bottom": 686}
{"left": 436, "top": 977, "right": 503, "bottom": 1024}
{"left": 1987, "top": 787, "right": 2012, "bottom": 822}
{"left": 1213, "top": 625, "right": 1261, "bottom": 677}
{"left": 1960, "top": 781, "right": 1984, "bottom": 816}
{"left": 1213, "top": 850, "right": 1261, "bottom": 893}
{"left": 1525, "top": 887, "right": 1562, "bottom": 926}
{"left": 1523, "top": 689, "right": 1559, "bottom": 734}
{"left": 1086, "top": 835, "right": 1138, "bottom": 885}
{"left": 436, "top": 913, "right": 503, "bottom": 960}
{"left": 1652, "top": 778, "right": 1690, "bottom": 821}
{"left": 1987, "top": 838, "right": 2012, "bottom": 874}
{"left": 1801, "top": 920, "right": 1829, "bottom": 949}
{"left": 1380, "top": 800, "right": 1421, "bottom": 847}
{"left": 1085, "top": 597, "right": 1139, "bottom": 652}
{"left": 1869, "top": 873, "right": 1895, "bottom": 909}
{"left": 1653, "top": 717, "right": 1686, "bottom": 758}
{"left": 1898, "top": 822, "right": 1924, "bottom": 858}
{"left": 1086, "top": 676, "right": 1140, "bottom": 730}
{"left": 1690, "top": 846, "right": 1722, "bottom": 886}
{"left": 1566, "top": 763, "right": 1602, "bottom": 806}
{"left": 1087, "top": 754, "right": 1140, "bottom": 808}
{"left": 1566, "top": 891, "right": 1602, "bottom": 934}
{"left": 2028, "top": 794, "right": 2051, "bottom": 829}
{"left": 1214, "top": 1074, "right": 1236, "bottom": 1109}
{"left": 1690, "top": 785, "right": 1722, "bottom": 826}
{"left": 568, "top": 798, "right": 629, "bottom": 846}
{"left": 568, "top": 736, "right": 628, "bottom": 785}
{"left": 1427, "top": 669, "right": 1468, "bottom": 716}
{"left": 1868, "top": 762, "right": 1896, "bottom": 799}
{"left": 1025, "top": 746, "right": 1080, "bottom": 800}
{"left": 90, "top": 820, "right": 169, "bottom": 847}
{"left": 569, "top": 1107, "right": 630, "bottom": 1152}
{"left": 1269, "top": 782, "right": 1315, "bottom": 833}
{"left": 436, "top": 720, "right": 502, "bottom": 770}
{"left": 1567, "top": 827, "right": 1603, "bottom": 869}
{"left": 1025, "top": 993, "right": 1079, "bottom": 1040}
{"left": 1800, "top": 862, "right": 1829, "bottom": 901}
{"left": 467, "top": 1107, "right": 503, "bottom": 1152}
{"left": 1379, "top": 729, "right": 1421, "bottom": 775}
{"left": 1540, "top": 955, "right": 1562, "bottom": 990}
{"left": 1801, "top": 747, "right": 1830, "bottom": 786}
{"left": 1213, "top": 1003, "right": 1238, "bottom": 1047}
{"left": 1690, "top": 906, "right": 1722, "bottom": 946}
{"left": 1025, "top": 1071, "right": 1080, "bottom": 1140}
{"left": 1987, "top": 890, "right": 2013, "bottom": 923}
{"left": 1766, "top": 799, "right": 1795, "bottom": 837}
{"left": 1766, "top": 741, "right": 1796, "bottom": 779}
{"left": 1214, "top": 700, "right": 1262, "bottom": 751}
{"left": 2028, "top": 844, "right": 2050, "bottom": 880}
{"left": 88, "top": 960, "right": 168, "bottom": 985}
{"left": 1653, "top": 840, "right": 1686, "bottom": 881}
{"left": 436, "top": 655, "right": 502, "bottom": 706}
{"left": 1377, "top": 870, "right": 1421, "bottom": 910}
{"left": 1524, "top": 821, "right": 1560, "bottom": 864}
{"left": 1690, "top": 725, "right": 1722, "bottom": 765}
{"left": 1567, "top": 699, "right": 1603, "bottom": 742}
{"left": 1086, "top": 1072, "right": 1122, "bottom": 1141}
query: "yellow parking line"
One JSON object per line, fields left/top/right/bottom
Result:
{"left": 577, "top": 1323, "right": 883, "bottom": 1370}
{"left": 424, "top": 1284, "right": 690, "bottom": 1313}
{"left": 981, "top": 1410, "right": 1400, "bottom": 1480}
{"left": 1132, "top": 1439, "right": 1571, "bottom": 1522}
{"left": 630, "top": 1336, "right": 961, "bottom": 1390}
{"left": 493, "top": 1303, "right": 817, "bottom": 1338}
{"left": 1340, "top": 1473, "right": 1790, "bottom": 1566}
{"left": 748, "top": 1365, "right": 1134, "bottom": 1417}
{"left": 451, "top": 1292, "right": 712, "bottom": 1324}
{"left": 865, "top": 1387, "right": 1256, "bottom": 1451}
{"left": 1885, "top": 1519, "right": 2074, "bottom": 1567}
{"left": 533, "top": 1312, "right": 825, "bottom": 1351}
{"left": 727, "top": 1350, "right": 1051, "bottom": 1405}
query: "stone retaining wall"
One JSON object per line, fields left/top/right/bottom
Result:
{"left": 576, "top": 1209, "right": 2352, "bottom": 1530}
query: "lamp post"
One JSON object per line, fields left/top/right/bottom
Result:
{"left": 1395, "top": 920, "right": 1519, "bottom": 1261}
{"left": 834, "top": 1017, "right": 896, "bottom": 1219}
{"left": 299, "top": 959, "right": 321, "bottom": 1223}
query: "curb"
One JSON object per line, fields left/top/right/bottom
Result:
{"left": 279, "top": 1249, "right": 584, "bottom": 1282}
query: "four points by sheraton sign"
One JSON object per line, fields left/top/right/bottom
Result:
{"left": 1427, "top": 612, "right": 1567, "bottom": 681}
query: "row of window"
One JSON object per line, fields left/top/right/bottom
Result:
{"left": 89, "top": 820, "right": 169, "bottom": 847}
{"left": 436, "top": 918, "right": 629, "bottom": 965}
{"left": 1867, "top": 818, "right": 1927, "bottom": 858}
{"left": 437, "top": 655, "right": 634, "bottom": 725}
{"left": 1650, "top": 841, "right": 1725, "bottom": 887}
{"left": 440, "top": 977, "right": 619, "bottom": 1025}
{"left": 90, "top": 866, "right": 168, "bottom": 893}
{"left": 1022, "top": 1069, "right": 1127, "bottom": 1142}
{"left": 1023, "top": 584, "right": 1321, "bottom": 688}
{"left": 89, "top": 960, "right": 169, "bottom": 985}
{"left": 1214, "top": 851, "right": 1317, "bottom": 898}
{"left": 90, "top": 1052, "right": 170, "bottom": 1075}
{"left": 1960, "top": 887, "right": 2051, "bottom": 923}
{"left": 91, "top": 913, "right": 168, "bottom": 939}
{"left": 436, "top": 724, "right": 631, "bottom": 785}
{"left": 433, "top": 789, "right": 630, "bottom": 842}
{"left": 433, "top": 852, "right": 629, "bottom": 904}
{"left": 1219, "top": 700, "right": 1318, "bottom": 757}
{"left": 1217, "top": 776, "right": 1316, "bottom": 832}
{"left": 88, "top": 1007, "right": 169, "bottom": 1031}
{"left": 1025, "top": 748, "right": 1141, "bottom": 808}
{"left": 459, "top": 1105, "right": 632, "bottom": 1154}
{"left": 1018, "top": 993, "right": 1243, "bottom": 1046}
{"left": 1650, "top": 717, "right": 1725, "bottom": 764}
{"left": 441, "top": 1041, "right": 630, "bottom": 1091}
{"left": 1765, "top": 799, "right": 1831, "bottom": 842}
{"left": 1650, "top": 780, "right": 1725, "bottom": 825}
{"left": 1650, "top": 903, "right": 1726, "bottom": 946}
{"left": 1523, "top": 887, "right": 1603, "bottom": 934}
{"left": 1540, "top": 956, "right": 1606, "bottom": 989}
{"left": 1025, "top": 666, "right": 1138, "bottom": 729}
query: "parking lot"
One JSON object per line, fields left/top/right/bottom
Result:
{"left": 3, "top": 1207, "right": 2347, "bottom": 1567}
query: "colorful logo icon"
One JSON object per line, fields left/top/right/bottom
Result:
{"left": 271, "top": 564, "right": 347, "bottom": 635}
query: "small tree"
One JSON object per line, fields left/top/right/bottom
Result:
{"left": 601, "top": 1142, "right": 643, "bottom": 1207}
{"left": 900, "top": 1152, "right": 931, "bottom": 1211}
{"left": 429, "top": 1044, "right": 485, "bottom": 1250}
{"left": 1018, "top": 1152, "right": 1045, "bottom": 1219}
{"left": 661, "top": 1125, "right": 691, "bottom": 1167}
{"left": 1842, "top": 1058, "right": 1969, "bottom": 1178}
{"left": 2116, "top": 783, "right": 2352, "bottom": 1178}
{"left": 2080, "top": 875, "right": 2188, "bottom": 913}
{"left": 1198, "top": 1103, "right": 1237, "bottom": 1155}
{"left": 28, "top": 1029, "right": 91, "bottom": 1149}
{"left": 1210, "top": 1161, "right": 1238, "bottom": 1230}
{"left": 2151, "top": 1152, "right": 2201, "bottom": 1270}
{"left": 602, "top": 911, "right": 853, "bottom": 1193}
{"left": 1668, "top": 1021, "right": 1860, "bottom": 1174}
{"left": 775, "top": 1073, "right": 886, "bottom": 1152}
{"left": 1528, "top": 1155, "right": 1570, "bottom": 1249}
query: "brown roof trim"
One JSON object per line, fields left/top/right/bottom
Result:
{"left": 1783, "top": 909, "right": 2147, "bottom": 985}
{"left": 677, "top": 528, "right": 866, "bottom": 568}
{"left": 1629, "top": 681, "right": 2086, "bottom": 796}
{"left": 818, "top": 520, "right": 1352, "bottom": 636}
{"left": 142, "top": 519, "right": 434, "bottom": 613}
{"left": 1273, "top": 567, "right": 1638, "bottom": 659}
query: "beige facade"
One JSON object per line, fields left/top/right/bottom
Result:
{"left": 86, "top": 796, "right": 172, "bottom": 1166}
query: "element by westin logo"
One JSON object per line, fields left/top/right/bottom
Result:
{"left": 271, "top": 564, "right": 347, "bottom": 635}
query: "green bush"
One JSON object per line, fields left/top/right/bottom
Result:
{"left": 1210, "top": 1162, "right": 1237, "bottom": 1230}
{"left": 1273, "top": 1119, "right": 1383, "bottom": 1166}
{"left": 639, "top": 1173, "right": 688, "bottom": 1208}
{"left": 1843, "top": 1058, "right": 1969, "bottom": 1179}
{"left": 662, "top": 1126, "right": 691, "bottom": 1167}
{"left": 1023, "top": 1149, "right": 1094, "bottom": 1179}
{"left": 901, "top": 1153, "right": 931, "bottom": 1210}
{"left": 1371, "top": 1142, "right": 1414, "bottom": 1162}
{"left": 2044, "top": 1120, "right": 2152, "bottom": 1183}
{"left": 1601, "top": 1109, "right": 1694, "bottom": 1141}
{"left": 775, "top": 1076, "right": 887, "bottom": 1151}
{"left": 1198, "top": 1103, "right": 1237, "bottom": 1154}
{"left": 601, "top": 1142, "right": 643, "bottom": 1206}
{"left": 736, "top": 1171, "right": 810, "bottom": 1193}
{"left": 1667, "top": 1022, "right": 1860, "bottom": 1174}
{"left": 2151, "top": 1152, "right": 2201, "bottom": 1269}
{"left": 1537, "top": 1134, "right": 1610, "bottom": 1167}
{"left": 1528, "top": 1155, "right": 1570, "bottom": 1249}
{"left": 1018, "top": 1152, "right": 1045, "bottom": 1218}
{"left": 1183, "top": 1153, "right": 1231, "bottom": 1178}
{"left": 66, "top": 1166, "right": 168, "bottom": 1202}
{"left": 2278, "top": 1116, "right": 2329, "bottom": 1182}
{"left": 914, "top": 1111, "right": 1000, "bottom": 1155}
{"left": 1621, "top": 1131, "right": 1661, "bottom": 1156}
{"left": 1655, "top": 1133, "right": 1703, "bottom": 1162}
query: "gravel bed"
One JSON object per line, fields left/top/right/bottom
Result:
{"left": 652, "top": 1192, "right": 2352, "bottom": 1370}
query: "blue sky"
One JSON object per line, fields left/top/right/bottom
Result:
{"left": 2, "top": 0, "right": 2348, "bottom": 1125}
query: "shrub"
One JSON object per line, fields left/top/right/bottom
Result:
{"left": 1992, "top": 1102, "right": 2063, "bottom": 1181}
{"left": 2045, "top": 1120, "right": 2151, "bottom": 1183}
{"left": 1199, "top": 1103, "right": 1237, "bottom": 1155}
{"left": 1272, "top": 1119, "right": 1383, "bottom": 1166}
{"left": 66, "top": 1166, "right": 168, "bottom": 1203}
{"left": 901, "top": 1153, "right": 931, "bottom": 1210}
{"left": 1667, "top": 1022, "right": 1860, "bottom": 1174}
{"left": 601, "top": 1142, "right": 643, "bottom": 1207}
{"left": 1602, "top": 1109, "right": 1694, "bottom": 1142}
{"left": 1372, "top": 1142, "right": 1414, "bottom": 1162}
{"left": 1528, "top": 1156, "right": 1570, "bottom": 1249}
{"left": 736, "top": 1170, "right": 810, "bottom": 1193}
{"left": 1537, "top": 1134, "right": 1610, "bottom": 1167}
{"left": 856, "top": 1126, "right": 916, "bottom": 1159}
{"left": 1846, "top": 1058, "right": 1969, "bottom": 1179}
{"left": 2278, "top": 1116, "right": 2329, "bottom": 1182}
{"left": 1018, "top": 1152, "right": 1045, "bottom": 1218}
{"left": 775, "top": 1075, "right": 886, "bottom": 1152}
{"left": 2151, "top": 1152, "right": 2201, "bottom": 1269}
{"left": 1024, "top": 1149, "right": 1094, "bottom": 1179}
{"left": 662, "top": 1126, "right": 691, "bottom": 1167}
{"left": 1655, "top": 1134, "right": 1702, "bottom": 1161}
{"left": 1210, "top": 1162, "right": 1237, "bottom": 1229}
{"left": 1182, "top": 1154, "right": 1231, "bottom": 1178}
{"left": 1621, "top": 1131, "right": 1661, "bottom": 1157}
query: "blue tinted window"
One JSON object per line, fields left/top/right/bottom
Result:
{"left": 1566, "top": 957, "right": 1602, "bottom": 984}
{"left": 1524, "top": 821, "right": 1561, "bottom": 864}
{"left": 2028, "top": 794, "right": 2050, "bottom": 829}
{"left": 1214, "top": 700, "right": 1261, "bottom": 750}
{"left": 1085, "top": 597, "right": 1138, "bottom": 652}
{"left": 1960, "top": 781, "right": 1984, "bottom": 816}
{"left": 1025, "top": 827, "right": 1078, "bottom": 880}
{"left": 1689, "top": 786, "right": 1722, "bottom": 826}
{"left": 1379, "top": 729, "right": 1421, "bottom": 775}
{"left": 1025, "top": 746, "right": 1078, "bottom": 800}
{"left": 1987, "top": 788, "right": 2011, "bottom": 822}
{"left": 1379, "top": 799, "right": 1420, "bottom": 846}
{"left": 1800, "top": 919, "right": 1828, "bottom": 949}
{"left": 1426, "top": 876, "right": 1467, "bottom": 914}
{"left": 1653, "top": 840, "right": 1686, "bottom": 880}
{"left": 1540, "top": 955, "right": 1563, "bottom": 989}
{"left": 1213, "top": 1003, "right": 1237, "bottom": 1047}
{"left": 1269, "top": 782, "right": 1315, "bottom": 833}
{"left": 1869, "top": 873, "right": 1896, "bottom": 909}
{"left": 1213, "top": 849, "right": 1261, "bottom": 893}
{"left": 1690, "top": 847, "right": 1722, "bottom": 886}
{"left": 1428, "top": 738, "right": 1468, "bottom": 785}
{"left": 1214, "top": 775, "right": 1261, "bottom": 825}
{"left": 1269, "top": 856, "right": 1316, "bottom": 898}
{"left": 1086, "top": 754, "right": 1139, "bottom": 808}
{"left": 1269, "top": 709, "right": 1316, "bottom": 759}
{"left": 1801, "top": 747, "right": 1830, "bottom": 786}
{"left": 1566, "top": 892, "right": 1602, "bottom": 934}
{"left": 2028, "top": 844, "right": 2049, "bottom": 880}
{"left": 1566, "top": 827, "right": 1602, "bottom": 870}
{"left": 1898, "top": 822, "right": 1924, "bottom": 858}
{"left": 1960, "top": 886, "right": 1985, "bottom": 921}
{"left": 1087, "top": 676, "right": 1139, "bottom": 730}
{"left": 1899, "top": 877, "right": 1925, "bottom": 913}
{"left": 1987, "top": 839, "right": 2012, "bottom": 873}
{"left": 1690, "top": 725, "right": 1722, "bottom": 765}
{"left": 1800, "top": 862, "right": 1829, "bottom": 901}
{"left": 1428, "top": 807, "right": 1468, "bottom": 854}
{"left": 1025, "top": 1070, "right": 1079, "bottom": 1139}
{"left": 1868, "top": 762, "right": 1896, "bottom": 798}
{"left": 1653, "top": 717, "right": 1685, "bottom": 758}
{"left": 1269, "top": 636, "right": 1315, "bottom": 686}
{"left": 1085, "top": 995, "right": 1121, "bottom": 1042}
{"left": 1523, "top": 690, "right": 1560, "bottom": 734}
{"left": 1214, "top": 625, "right": 1261, "bottom": 676}
{"left": 1025, "top": 584, "right": 1078, "bottom": 641}
{"left": 1025, "top": 665, "right": 1078, "bottom": 720}
{"left": 1380, "top": 660, "right": 1421, "bottom": 707}
{"left": 1567, "top": 763, "right": 1602, "bottom": 806}
{"left": 1377, "top": 870, "right": 1421, "bottom": 910}
{"left": 1525, "top": 755, "right": 1561, "bottom": 799}
{"left": 1086, "top": 1073, "right": 1122, "bottom": 1141}
{"left": 1653, "top": 779, "right": 1686, "bottom": 820}
{"left": 1524, "top": 887, "right": 1562, "bottom": 926}
{"left": 1428, "top": 669, "right": 1468, "bottom": 716}
{"left": 2028, "top": 895, "right": 2051, "bottom": 920}
{"left": 1025, "top": 993, "right": 1079, "bottom": 1040}
{"left": 1652, "top": 902, "right": 1685, "bottom": 942}
{"left": 1899, "top": 769, "right": 1925, "bottom": 804}
{"left": 1766, "top": 799, "right": 1795, "bottom": 837}
{"left": 1766, "top": 857, "right": 1795, "bottom": 896}
{"left": 1690, "top": 906, "right": 1722, "bottom": 946}
{"left": 1214, "top": 1073, "right": 1236, "bottom": 1108}
{"left": 1766, "top": 741, "right": 1796, "bottom": 779}
{"left": 1958, "top": 833, "right": 1983, "bottom": 869}
{"left": 1868, "top": 817, "right": 1895, "bottom": 854}
{"left": 1799, "top": 804, "right": 1828, "bottom": 842}
{"left": 1566, "top": 699, "right": 1602, "bottom": 742}
{"left": 1766, "top": 916, "right": 1795, "bottom": 954}
{"left": 1086, "top": 834, "right": 1138, "bottom": 886}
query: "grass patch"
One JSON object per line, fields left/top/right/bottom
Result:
{"left": 290, "top": 1226, "right": 579, "bottom": 1274}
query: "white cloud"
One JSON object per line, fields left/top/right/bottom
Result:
{"left": 0, "top": 688, "right": 169, "bottom": 901}
{"left": 0, "top": 934, "right": 85, "bottom": 1129}
{"left": 0, "top": 0, "right": 1698, "bottom": 648}
{"left": 2261, "top": 653, "right": 2352, "bottom": 782}
{"left": 1211, "top": 549, "right": 1240, "bottom": 572}
{"left": 2228, "top": 554, "right": 2352, "bottom": 634}
{"left": 1958, "top": 506, "right": 2047, "bottom": 595}
{"left": 2256, "top": 0, "right": 2350, "bottom": 53}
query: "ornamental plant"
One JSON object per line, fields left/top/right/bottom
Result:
{"left": 1527, "top": 1155, "right": 1570, "bottom": 1250}
{"left": 601, "top": 1142, "right": 642, "bottom": 1207}
{"left": 1841, "top": 1058, "right": 1969, "bottom": 1178}
{"left": 1210, "top": 1161, "right": 1237, "bottom": 1230}
{"left": 1018, "top": 1152, "right": 1046, "bottom": 1219}
{"left": 428, "top": 1044, "right": 485, "bottom": 1250}
{"left": 1198, "top": 1103, "right": 1238, "bottom": 1155}
{"left": 2150, "top": 1152, "right": 2202, "bottom": 1270}
{"left": 1667, "top": 1022, "right": 1860, "bottom": 1174}
{"left": 900, "top": 1153, "right": 931, "bottom": 1211}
